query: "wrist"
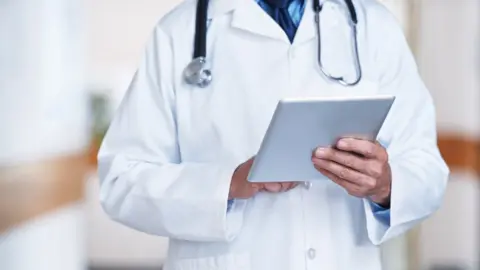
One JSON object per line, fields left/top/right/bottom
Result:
{"left": 370, "top": 186, "right": 391, "bottom": 208}
{"left": 371, "top": 165, "right": 392, "bottom": 208}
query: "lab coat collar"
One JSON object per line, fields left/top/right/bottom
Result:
{"left": 231, "top": 0, "right": 288, "bottom": 42}
{"left": 209, "top": 0, "right": 322, "bottom": 44}
{"left": 207, "top": 0, "right": 241, "bottom": 20}
{"left": 208, "top": 0, "right": 282, "bottom": 41}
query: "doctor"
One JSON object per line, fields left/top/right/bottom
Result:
{"left": 98, "top": 0, "right": 449, "bottom": 269}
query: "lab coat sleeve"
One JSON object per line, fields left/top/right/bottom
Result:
{"left": 97, "top": 25, "right": 247, "bottom": 242}
{"left": 363, "top": 6, "right": 449, "bottom": 245}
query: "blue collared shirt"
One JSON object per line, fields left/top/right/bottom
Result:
{"left": 228, "top": 0, "right": 391, "bottom": 227}
{"left": 256, "top": 0, "right": 306, "bottom": 31}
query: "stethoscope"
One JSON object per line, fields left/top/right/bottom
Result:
{"left": 184, "top": 0, "right": 362, "bottom": 88}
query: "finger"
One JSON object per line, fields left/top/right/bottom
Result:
{"left": 246, "top": 183, "right": 262, "bottom": 196}
{"left": 245, "top": 156, "right": 256, "bottom": 169}
{"left": 313, "top": 158, "right": 375, "bottom": 187}
{"left": 251, "top": 183, "right": 263, "bottom": 190}
{"left": 284, "top": 182, "right": 299, "bottom": 191}
{"left": 264, "top": 182, "right": 298, "bottom": 192}
{"left": 313, "top": 147, "right": 368, "bottom": 173}
{"left": 313, "top": 151, "right": 383, "bottom": 179}
{"left": 280, "top": 182, "right": 290, "bottom": 192}
{"left": 336, "top": 138, "right": 387, "bottom": 160}
{"left": 279, "top": 182, "right": 296, "bottom": 192}
{"left": 317, "top": 168, "right": 368, "bottom": 198}
{"left": 263, "top": 183, "right": 283, "bottom": 193}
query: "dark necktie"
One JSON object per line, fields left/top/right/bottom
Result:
{"left": 264, "top": 0, "right": 297, "bottom": 42}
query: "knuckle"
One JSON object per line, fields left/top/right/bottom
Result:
{"left": 325, "top": 148, "right": 337, "bottom": 160}
{"left": 377, "top": 165, "right": 385, "bottom": 176}
{"left": 359, "top": 186, "right": 370, "bottom": 196}
{"left": 366, "top": 146, "right": 375, "bottom": 156}
{"left": 378, "top": 148, "right": 389, "bottom": 161}
{"left": 369, "top": 163, "right": 382, "bottom": 177}
{"left": 343, "top": 157, "right": 353, "bottom": 167}
{"left": 330, "top": 175, "right": 340, "bottom": 183}
{"left": 319, "top": 160, "right": 330, "bottom": 169}
{"left": 364, "top": 178, "right": 376, "bottom": 189}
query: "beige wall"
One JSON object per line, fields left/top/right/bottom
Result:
{"left": 85, "top": 0, "right": 182, "bottom": 108}
{"left": 416, "top": 0, "right": 480, "bottom": 136}
{"left": 415, "top": 0, "right": 480, "bottom": 269}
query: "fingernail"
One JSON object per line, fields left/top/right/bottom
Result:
{"left": 315, "top": 148, "right": 326, "bottom": 158}
{"left": 273, "top": 183, "right": 282, "bottom": 192}
{"left": 337, "top": 139, "right": 349, "bottom": 148}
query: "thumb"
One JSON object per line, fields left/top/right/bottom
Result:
{"left": 251, "top": 183, "right": 263, "bottom": 191}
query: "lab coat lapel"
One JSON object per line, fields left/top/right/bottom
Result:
{"left": 231, "top": 0, "right": 291, "bottom": 43}
{"left": 212, "top": 0, "right": 319, "bottom": 43}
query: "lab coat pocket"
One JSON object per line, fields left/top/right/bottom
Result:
{"left": 172, "top": 253, "right": 251, "bottom": 270}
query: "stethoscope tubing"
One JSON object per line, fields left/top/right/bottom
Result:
{"left": 185, "top": 0, "right": 362, "bottom": 87}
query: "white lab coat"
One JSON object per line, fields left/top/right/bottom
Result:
{"left": 98, "top": 0, "right": 449, "bottom": 269}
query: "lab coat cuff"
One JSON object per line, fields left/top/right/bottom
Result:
{"left": 363, "top": 198, "right": 389, "bottom": 245}
{"left": 218, "top": 162, "right": 248, "bottom": 242}
{"left": 225, "top": 198, "right": 247, "bottom": 240}
{"left": 364, "top": 162, "right": 411, "bottom": 245}
{"left": 365, "top": 161, "right": 442, "bottom": 245}
{"left": 369, "top": 200, "right": 391, "bottom": 226}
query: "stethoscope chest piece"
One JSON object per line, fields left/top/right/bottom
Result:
{"left": 184, "top": 57, "right": 212, "bottom": 88}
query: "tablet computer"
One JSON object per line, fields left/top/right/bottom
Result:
{"left": 247, "top": 95, "right": 395, "bottom": 183}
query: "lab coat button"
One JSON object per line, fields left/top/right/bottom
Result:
{"left": 307, "top": 248, "right": 316, "bottom": 260}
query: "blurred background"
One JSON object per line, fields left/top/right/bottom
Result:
{"left": 0, "top": 0, "right": 478, "bottom": 269}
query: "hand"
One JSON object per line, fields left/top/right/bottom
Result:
{"left": 312, "top": 138, "right": 392, "bottom": 207}
{"left": 262, "top": 182, "right": 299, "bottom": 193}
{"left": 229, "top": 157, "right": 298, "bottom": 199}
